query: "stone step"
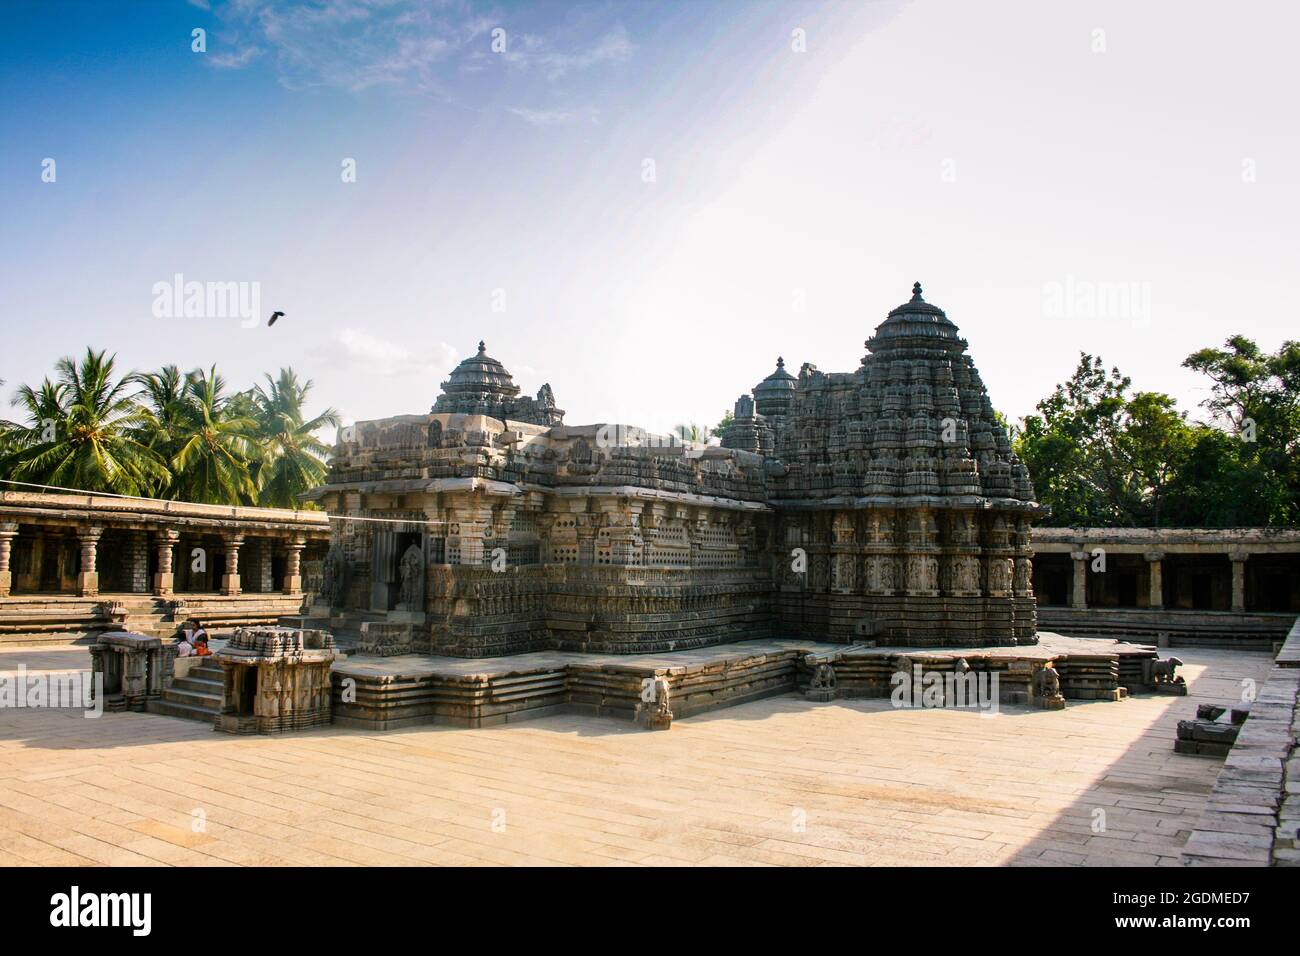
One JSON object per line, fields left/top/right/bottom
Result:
{"left": 171, "top": 675, "right": 222, "bottom": 694}
{"left": 146, "top": 698, "right": 218, "bottom": 724}
{"left": 161, "top": 686, "right": 222, "bottom": 710}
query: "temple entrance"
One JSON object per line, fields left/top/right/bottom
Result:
{"left": 40, "top": 542, "right": 62, "bottom": 591}
{"left": 370, "top": 530, "right": 423, "bottom": 611}
{"left": 1032, "top": 553, "right": 1071, "bottom": 606}
{"left": 1191, "top": 573, "right": 1213, "bottom": 610}
{"left": 1116, "top": 571, "right": 1138, "bottom": 607}
{"left": 1165, "top": 554, "right": 1231, "bottom": 611}
{"left": 239, "top": 667, "right": 257, "bottom": 716}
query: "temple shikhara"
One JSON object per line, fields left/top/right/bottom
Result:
{"left": 306, "top": 283, "right": 1040, "bottom": 656}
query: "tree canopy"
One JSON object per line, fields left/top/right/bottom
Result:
{"left": 1015, "top": 337, "right": 1299, "bottom": 528}
{"left": 0, "top": 348, "right": 340, "bottom": 509}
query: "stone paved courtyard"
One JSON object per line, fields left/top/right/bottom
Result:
{"left": 0, "top": 644, "right": 1273, "bottom": 866}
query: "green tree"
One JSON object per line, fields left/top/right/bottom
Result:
{"left": 131, "top": 364, "right": 190, "bottom": 495}
{"left": 673, "top": 422, "right": 714, "bottom": 445}
{"left": 250, "top": 368, "right": 340, "bottom": 509}
{"left": 1015, "top": 353, "right": 1195, "bottom": 526}
{"left": 0, "top": 349, "right": 168, "bottom": 496}
{"left": 1180, "top": 335, "right": 1300, "bottom": 525}
{"left": 168, "top": 366, "right": 258, "bottom": 505}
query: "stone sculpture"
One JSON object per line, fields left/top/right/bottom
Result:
{"left": 1033, "top": 663, "right": 1065, "bottom": 710}
{"left": 806, "top": 658, "right": 837, "bottom": 702}
{"left": 637, "top": 675, "right": 673, "bottom": 730}
{"left": 398, "top": 543, "right": 424, "bottom": 609}
{"left": 1148, "top": 656, "right": 1187, "bottom": 695}
{"left": 320, "top": 545, "right": 345, "bottom": 609}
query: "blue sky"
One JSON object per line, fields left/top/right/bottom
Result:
{"left": 2, "top": 0, "right": 1297, "bottom": 435}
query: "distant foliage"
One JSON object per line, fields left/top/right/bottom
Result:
{"left": 0, "top": 348, "right": 340, "bottom": 508}
{"left": 1016, "top": 337, "right": 1300, "bottom": 528}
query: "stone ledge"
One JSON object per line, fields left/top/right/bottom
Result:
{"left": 1182, "top": 619, "right": 1300, "bottom": 867}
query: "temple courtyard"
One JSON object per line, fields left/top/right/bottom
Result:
{"left": 0, "top": 642, "right": 1273, "bottom": 866}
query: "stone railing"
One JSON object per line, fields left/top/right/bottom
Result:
{"left": 1182, "top": 615, "right": 1300, "bottom": 866}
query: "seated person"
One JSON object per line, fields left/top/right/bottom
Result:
{"left": 174, "top": 618, "right": 209, "bottom": 657}
{"left": 193, "top": 632, "right": 212, "bottom": 656}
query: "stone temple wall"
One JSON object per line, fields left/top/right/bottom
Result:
{"left": 305, "top": 286, "right": 1043, "bottom": 656}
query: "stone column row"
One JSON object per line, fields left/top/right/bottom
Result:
{"left": 1068, "top": 546, "right": 1252, "bottom": 612}
{"left": 0, "top": 523, "right": 310, "bottom": 599}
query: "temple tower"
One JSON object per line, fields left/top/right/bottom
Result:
{"left": 748, "top": 282, "right": 1043, "bottom": 646}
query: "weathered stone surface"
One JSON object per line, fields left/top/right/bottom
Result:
{"left": 1182, "top": 621, "right": 1300, "bottom": 867}
{"left": 214, "top": 625, "right": 342, "bottom": 734}
{"left": 307, "top": 284, "right": 1043, "bottom": 656}
{"left": 88, "top": 630, "right": 175, "bottom": 712}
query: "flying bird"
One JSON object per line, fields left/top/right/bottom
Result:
{"left": 268, "top": 311, "right": 284, "bottom": 326}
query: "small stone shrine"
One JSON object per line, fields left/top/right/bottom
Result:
{"left": 89, "top": 631, "right": 175, "bottom": 712}
{"left": 214, "top": 625, "right": 342, "bottom": 734}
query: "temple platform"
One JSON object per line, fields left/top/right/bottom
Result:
{"left": 330, "top": 631, "right": 1167, "bottom": 730}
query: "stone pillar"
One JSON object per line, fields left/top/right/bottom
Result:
{"left": 1230, "top": 550, "right": 1248, "bottom": 612}
{"left": 251, "top": 539, "right": 273, "bottom": 593}
{"left": 127, "top": 531, "right": 149, "bottom": 593}
{"left": 830, "top": 511, "right": 856, "bottom": 593}
{"left": 457, "top": 507, "right": 491, "bottom": 566}
{"left": 221, "top": 534, "right": 244, "bottom": 596}
{"left": 602, "top": 501, "right": 641, "bottom": 567}
{"left": 284, "top": 535, "right": 305, "bottom": 594}
{"left": 153, "top": 528, "right": 179, "bottom": 596}
{"left": 0, "top": 522, "right": 17, "bottom": 598}
{"left": 1143, "top": 552, "right": 1164, "bottom": 608}
{"left": 489, "top": 502, "right": 516, "bottom": 569}
{"left": 1069, "top": 550, "right": 1088, "bottom": 609}
{"left": 576, "top": 513, "right": 599, "bottom": 566}
{"left": 77, "top": 525, "right": 103, "bottom": 597}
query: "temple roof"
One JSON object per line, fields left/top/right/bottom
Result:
{"left": 753, "top": 357, "right": 797, "bottom": 398}
{"left": 431, "top": 342, "right": 564, "bottom": 426}
{"left": 866, "top": 282, "right": 965, "bottom": 352}
{"left": 440, "top": 341, "right": 521, "bottom": 400}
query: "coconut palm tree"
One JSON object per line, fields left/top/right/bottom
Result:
{"left": 250, "top": 368, "right": 340, "bottom": 509}
{"left": 1, "top": 349, "right": 168, "bottom": 496}
{"left": 672, "top": 422, "right": 715, "bottom": 446}
{"left": 169, "top": 366, "right": 258, "bottom": 505}
{"left": 131, "top": 364, "right": 189, "bottom": 494}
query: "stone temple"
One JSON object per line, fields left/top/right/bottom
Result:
{"left": 305, "top": 283, "right": 1041, "bottom": 656}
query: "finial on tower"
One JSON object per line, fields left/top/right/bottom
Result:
{"left": 912, "top": 281, "right": 923, "bottom": 299}
{"left": 776, "top": 356, "right": 785, "bottom": 369}
{"left": 477, "top": 340, "right": 486, "bottom": 354}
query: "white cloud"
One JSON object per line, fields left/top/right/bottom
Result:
{"left": 210, "top": 1, "right": 633, "bottom": 95}
{"left": 316, "top": 328, "right": 458, "bottom": 379}
{"left": 207, "top": 45, "right": 262, "bottom": 69}
{"left": 503, "top": 26, "right": 633, "bottom": 80}
{"left": 507, "top": 105, "right": 597, "bottom": 127}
